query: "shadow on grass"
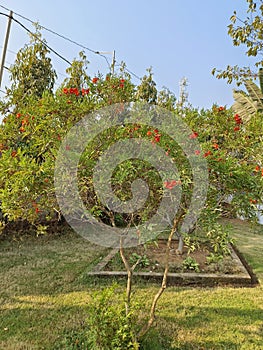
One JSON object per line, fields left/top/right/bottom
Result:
{"left": 0, "top": 298, "right": 262, "bottom": 349}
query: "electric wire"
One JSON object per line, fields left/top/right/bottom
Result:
{"left": 0, "top": 5, "right": 141, "bottom": 79}
{"left": 0, "top": 12, "right": 72, "bottom": 66}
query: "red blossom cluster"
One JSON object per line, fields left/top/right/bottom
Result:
{"left": 119, "top": 78, "right": 125, "bottom": 89}
{"left": 63, "top": 87, "right": 90, "bottom": 96}
{"left": 234, "top": 114, "right": 242, "bottom": 125}
{"left": 11, "top": 150, "right": 17, "bottom": 157}
{"left": 32, "top": 201, "right": 40, "bottom": 214}
{"left": 164, "top": 179, "right": 181, "bottom": 189}
{"left": 16, "top": 114, "right": 33, "bottom": 133}
{"left": 189, "top": 132, "right": 198, "bottom": 139}
{"left": 233, "top": 114, "right": 242, "bottom": 132}
{"left": 254, "top": 165, "right": 263, "bottom": 176}
{"left": 146, "top": 128, "right": 161, "bottom": 144}
{"left": 204, "top": 150, "right": 212, "bottom": 157}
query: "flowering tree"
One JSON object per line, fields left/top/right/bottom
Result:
{"left": 0, "top": 30, "right": 262, "bottom": 347}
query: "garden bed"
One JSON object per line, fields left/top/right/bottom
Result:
{"left": 88, "top": 239, "right": 259, "bottom": 287}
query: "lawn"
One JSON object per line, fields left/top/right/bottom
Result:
{"left": 0, "top": 219, "right": 262, "bottom": 349}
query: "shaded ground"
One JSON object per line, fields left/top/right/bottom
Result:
{"left": 0, "top": 219, "right": 262, "bottom": 349}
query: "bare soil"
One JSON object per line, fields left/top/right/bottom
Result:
{"left": 105, "top": 239, "right": 245, "bottom": 275}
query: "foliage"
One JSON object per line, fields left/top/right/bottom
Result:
{"left": 182, "top": 256, "right": 200, "bottom": 272}
{"left": 0, "top": 28, "right": 263, "bottom": 345}
{"left": 129, "top": 253, "right": 150, "bottom": 269}
{"left": 212, "top": 0, "right": 263, "bottom": 85}
{"left": 232, "top": 69, "right": 263, "bottom": 121}
{"left": 206, "top": 223, "right": 234, "bottom": 256}
{"left": 85, "top": 284, "right": 139, "bottom": 350}
{"left": 4, "top": 26, "right": 56, "bottom": 108}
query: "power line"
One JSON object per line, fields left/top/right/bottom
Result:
{"left": 0, "top": 45, "right": 68, "bottom": 79}
{"left": 0, "top": 45, "right": 17, "bottom": 56}
{"left": 0, "top": 5, "right": 111, "bottom": 69}
{"left": 0, "top": 4, "right": 141, "bottom": 80}
{"left": 0, "top": 12, "right": 72, "bottom": 66}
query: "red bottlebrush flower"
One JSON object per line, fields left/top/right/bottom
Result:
{"left": 119, "top": 83, "right": 124, "bottom": 89}
{"left": 92, "top": 77, "right": 99, "bottom": 84}
{"left": 21, "top": 119, "right": 29, "bottom": 126}
{"left": 154, "top": 134, "right": 161, "bottom": 143}
{"left": 234, "top": 114, "right": 242, "bottom": 124}
{"left": 194, "top": 150, "right": 201, "bottom": 155}
{"left": 120, "top": 79, "right": 125, "bottom": 83}
{"left": 74, "top": 88, "right": 79, "bottom": 96}
{"left": 147, "top": 131, "right": 152, "bottom": 136}
{"left": 212, "top": 143, "right": 219, "bottom": 149}
{"left": 218, "top": 106, "right": 225, "bottom": 112}
{"left": 255, "top": 165, "right": 260, "bottom": 172}
{"left": 204, "top": 150, "right": 212, "bottom": 157}
{"left": 19, "top": 127, "right": 25, "bottom": 133}
{"left": 44, "top": 178, "right": 49, "bottom": 183}
{"left": 31, "top": 116, "right": 35, "bottom": 120}
{"left": 250, "top": 199, "right": 257, "bottom": 204}
{"left": 234, "top": 126, "right": 240, "bottom": 132}
{"left": 82, "top": 88, "right": 90, "bottom": 96}
{"left": 164, "top": 180, "right": 178, "bottom": 189}
{"left": 16, "top": 113, "right": 21, "bottom": 118}
{"left": 69, "top": 88, "right": 75, "bottom": 94}
{"left": 35, "top": 207, "right": 40, "bottom": 214}
{"left": 153, "top": 129, "right": 159, "bottom": 134}
{"left": 63, "top": 88, "right": 69, "bottom": 94}
{"left": 11, "top": 150, "right": 17, "bottom": 157}
{"left": 189, "top": 132, "right": 198, "bottom": 139}
{"left": 106, "top": 75, "right": 110, "bottom": 81}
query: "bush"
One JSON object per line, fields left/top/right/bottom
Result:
{"left": 86, "top": 284, "right": 139, "bottom": 350}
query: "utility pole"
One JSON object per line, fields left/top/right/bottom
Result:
{"left": 0, "top": 10, "right": 13, "bottom": 88}
{"left": 111, "top": 50, "right": 116, "bottom": 75}
{"left": 96, "top": 50, "right": 116, "bottom": 75}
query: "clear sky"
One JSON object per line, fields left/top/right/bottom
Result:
{"left": 0, "top": 0, "right": 256, "bottom": 109}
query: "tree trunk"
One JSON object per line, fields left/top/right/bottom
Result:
{"left": 176, "top": 233, "right": 184, "bottom": 255}
{"left": 137, "top": 214, "right": 183, "bottom": 339}
{"left": 119, "top": 237, "right": 133, "bottom": 316}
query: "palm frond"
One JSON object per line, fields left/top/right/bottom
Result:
{"left": 232, "top": 90, "right": 258, "bottom": 122}
{"left": 244, "top": 80, "right": 263, "bottom": 107}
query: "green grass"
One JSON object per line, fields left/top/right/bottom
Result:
{"left": 0, "top": 220, "right": 262, "bottom": 349}
{"left": 221, "top": 218, "right": 263, "bottom": 281}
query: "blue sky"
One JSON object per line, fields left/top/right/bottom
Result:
{"left": 0, "top": 0, "right": 256, "bottom": 109}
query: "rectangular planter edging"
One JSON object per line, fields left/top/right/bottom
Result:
{"left": 87, "top": 242, "right": 259, "bottom": 287}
